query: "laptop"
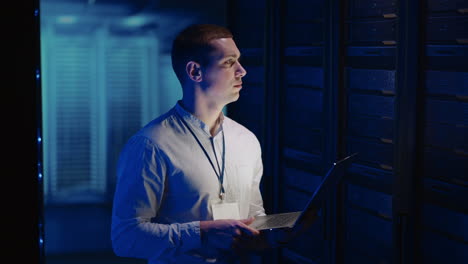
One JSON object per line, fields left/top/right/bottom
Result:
{"left": 249, "top": 152, "right": 358, "bottom": 231}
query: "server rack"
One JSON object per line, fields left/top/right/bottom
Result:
{"left": 340, "top": 1, "right": 398, "bottom": 263}
{"left": 278, "top": 1, "right": 338, "bottom": 263}
{"left": 420, "top": 0, "right": 468, "bottom": 263}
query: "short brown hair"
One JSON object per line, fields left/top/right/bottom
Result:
{"left": 171, "top": 24, "right": 233, "bottom": 84}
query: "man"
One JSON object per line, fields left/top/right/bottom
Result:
{"left": 111, "top": 23, "right": 267, "bottom": 264}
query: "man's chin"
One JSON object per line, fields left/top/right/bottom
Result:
{"left": 232, "top": 93, "right": 240, "bottom": 102}
{"left": 228, "top": 92, "right": 240, "bottom": 100}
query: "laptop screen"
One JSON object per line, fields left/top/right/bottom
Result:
{"left": 292, "top": 152, "right": 358, "bottom": 229}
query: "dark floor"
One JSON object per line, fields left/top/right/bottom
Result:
{"left": 45, "top": 251, "right": 147, "bottom": 264}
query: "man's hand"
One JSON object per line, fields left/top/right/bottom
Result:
{"left": 200, "top": 217, "right": 260, "bottom": 252}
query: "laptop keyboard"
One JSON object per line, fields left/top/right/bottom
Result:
{"left": 253, "top": 212, "right": 301, "bottom": 230}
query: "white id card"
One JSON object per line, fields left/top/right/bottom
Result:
{"left": 212, "top": 202, "right": 240, "bottom": 220}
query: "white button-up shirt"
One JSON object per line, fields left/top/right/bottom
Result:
{"left": 111, "top": 102, "right": 265, "bottom": 264}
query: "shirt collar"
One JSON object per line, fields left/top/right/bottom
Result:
{"left": 175, "top": 101, "right": 225, "bottom": 137}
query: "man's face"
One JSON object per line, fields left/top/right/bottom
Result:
{"left": 200, "top": 38, "right": 247, "bottom": 106}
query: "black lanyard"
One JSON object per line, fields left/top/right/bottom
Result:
{"left": 177, "top": 113, "right": 226, "bottom": 200}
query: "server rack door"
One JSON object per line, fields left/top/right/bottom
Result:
{"left": 340, "top": 0, "right": 398, "bottom": 263}
{"left": 422, "top": 0, "right": 468, "bottom": 263}
{"left": 278, "top": 0, "right": 340, "bottom": 263}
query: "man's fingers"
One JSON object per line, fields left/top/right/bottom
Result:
{"left": 239, "top": 217, "right": 255, "bottom": 225}
{"left": 238, "top": 217, "right": 259, "bottom": 235}
{"left": 238, "top": 223, "right": 260, "bottom": 236}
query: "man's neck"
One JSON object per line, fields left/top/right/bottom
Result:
{"left": 180, "top": 96, "right": 224, "bottom": 136}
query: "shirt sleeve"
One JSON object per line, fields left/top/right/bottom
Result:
{"left": 248, "top": 138, "right": 266, "bottom": 217}
{"left": 111, "top": 135, "right": 201, "bottom": 261}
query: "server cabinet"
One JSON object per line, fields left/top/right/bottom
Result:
{"left": 421, "top": 1, "right": 468, "bottom": 263}
{"left": 277, "top": 0, "right": 337, "bottom": 263}
{"left": 340, "top": 0, "right": 397, "bottom": 262}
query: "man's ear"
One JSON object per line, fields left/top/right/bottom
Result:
{"left": 186, "top": 61, "right": 202, "bottom": 82}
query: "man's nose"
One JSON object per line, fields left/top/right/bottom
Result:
{"left": 236, "top": 62, "right": 247, "bottom": 78}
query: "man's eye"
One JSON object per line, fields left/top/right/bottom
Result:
{"left": 225, "top": 60, "right": 235, "bottom": 66}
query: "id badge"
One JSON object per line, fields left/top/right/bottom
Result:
{"left": 211, "top": 201, "right": 240, "bottom": 220}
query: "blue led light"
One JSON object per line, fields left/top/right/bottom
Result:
{"left": 35, "top": 5, "right": 44, "bottom": 263}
